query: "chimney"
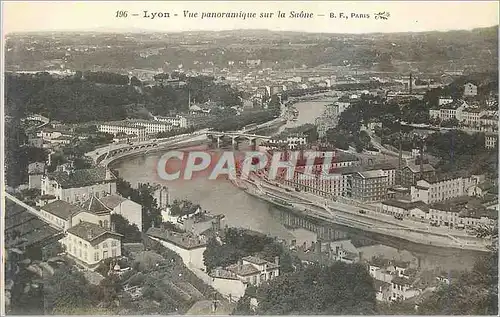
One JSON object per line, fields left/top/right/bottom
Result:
{"left": 409, "top": 73, "right": 413, "bottom": 94}
{"left": 274, "top": 256, "right": 279, "bottom": 265}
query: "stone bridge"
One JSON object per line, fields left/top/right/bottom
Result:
{"left": 205, "top": 131, "right": 271, "bottom": 147}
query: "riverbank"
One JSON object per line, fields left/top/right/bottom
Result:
{"left": 231, "top": 178, "right": 491, "bottom": 253}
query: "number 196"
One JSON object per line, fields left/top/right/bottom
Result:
{"left": 116, "top": 10, "right": 128, "bottom": 18}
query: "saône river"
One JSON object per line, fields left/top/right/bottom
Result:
{"left": 114, "top": 97, "right": 485, "bottom": 271}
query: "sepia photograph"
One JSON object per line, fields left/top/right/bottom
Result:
{"left": 1, "top": 1, "right": 499, "bottom": 315}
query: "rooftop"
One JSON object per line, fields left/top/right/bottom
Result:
{"left": 146, "top": 227, "right": 207, "bottom": 250}
{"left": 47, "top": 167, "right": 115, "bottom": 188}
{"left": 5, "top": 200, "right": 61, "bottom": 250}
{"left": 356, "top": 170, "right": 386, "bottom": 179}
{"left": 226, "top": 263, "right": 260, "bottom": 276}
{"left": 404, "top": 163, "right": 435, "bottom": 174}
{"left": 67, "top": 221, "right": 121, "bottom": 243}
{"left": 382, "top": 200, "right": 429, "bottom": 212}
{"left": 41, "top": 200, "right": 86, "bottom": 220}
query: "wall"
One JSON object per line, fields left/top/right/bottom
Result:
{"left": 149, "top": 236, "right": 206, "bottom": 270}
{"left": 211, "top": 278, "right": 247, "bottom": 301}
{"left": 64, "top": 234, "right": 121, "bottom": 269}
{"left": 113, "top": 200, "right": 143, "bottom": 231}
{"left": 71, "top": 211, "right": 110, "bottom": 229}
{"left": 61, "top": 183, "right": 117, "bottom": 204}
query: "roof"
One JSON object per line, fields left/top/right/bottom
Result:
{"left": 423, "top": 170, "right": 473, "bottom": 184}
{"left": 47, "top": 167, "right": 115, "bottom": 188}
{"left": 356, "top": 170, "right": 386, "bottom": 179}
{"left": 5, "top": 199, "right": 61, "bottom": 249}
{"left": 146, "top": 227, "right": 207, "bottom": 250}
{"left": 80, "top": 195, "right": 112, "bottom": 214}
{"left": 404, "top": 163, "right": 435, "bottom": 174}
{"left": 41, "top": 200, "right": 86, "bottom": 220}
{"left": 242, "top": 255, "right": 268, "bottom": 265}
{"left": 392, "top": 276, "right": 415, "bottom": 285}
{"left": 373, "top": 280, "right": 391, "bottom": 290}
{"left": 99, "top": 195, "right": 129, "bottom": 208}
{"left": 67, "top": 221, "right": 121, "bottom": 243}
{"left": 382, "top": 200, "right": 429, "bottom": 212}
{"left": 226, "top": 263, "right": 260, "bottom": 276}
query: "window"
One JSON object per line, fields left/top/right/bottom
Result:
{"left": 84, "top": 251, "right": 87, "bottom": 260}
{"left": 94, "top": 252, "right": 99, "bottom": 261}
{"left": 112, "top": 249, "right": 117, "bottom": 257}
{"left": 103, "top": 242, "right": 108, "bottom": 248}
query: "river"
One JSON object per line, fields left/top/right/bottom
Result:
{"left": 113, "top": 98, "right": 484, "bottom": 271}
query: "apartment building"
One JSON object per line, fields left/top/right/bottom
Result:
{"left": 351, "top": 170, "right": 389, "bottom": 202}
{"left": 98, "top": 121, "right": 147, "bottom": 140}
{"left": 154, "top": 115, "right": 188, "bottom": 128}
{"left": 64, "top": 221, "right": 122, "bottom": 270}
{"left": 463, "top": 82, "right": 477, "bottom": 97}
{"left": 410, "top": 172, "right": 482, "bottom": 204}
{"left": 485, "top": 133, "right": 498, "bottom": 149}
{"left": 40, "top": 167, "right": 117, "bottom": 205}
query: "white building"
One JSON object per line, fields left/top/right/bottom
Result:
{"left": 410, "top": 173, "right": 482, "bottom": 204}
{"left": 154, "top": 115, "right": 188, "bottom": 128}
{"left": 463, "top": 83, "right": 477, "bottom": 97}
{"left": 219, "top": 255, "right": 280, "bottom": 287}
{"left": 98, "top": 121, "right": 147, "bottom": 140}
{"left": 146, "top": 227, "right": 207, "bottom": 270}
{"left": 40, "top": 167, "right": 117, "bottom": 206}
{"left": 64, "top": 221, "right": 122, "bottom": 270}
{"left": 81, "top": 194, "right": 143, "bottom": 232}
{"left": 485, "top": 133, "right": 498, "bottom": 149}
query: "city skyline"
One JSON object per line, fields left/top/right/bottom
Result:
{"left": 3, "top": 1, "right": 499, "bottom": 34}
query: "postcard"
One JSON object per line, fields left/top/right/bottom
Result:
{"left": 2, "top": 1, "right": 499, "bottom": 315}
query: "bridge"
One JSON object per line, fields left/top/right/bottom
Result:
{"left": 205, "top": 131, "right": 271, "bottom": 147}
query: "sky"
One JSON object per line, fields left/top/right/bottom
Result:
{"left": 2, "top": 1, "right": 499, "bottom": 34}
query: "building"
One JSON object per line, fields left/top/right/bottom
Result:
{"left": 351, "top": 170, "right": 389, "bottom": 202}
{"left": 391, "top": 276, "right": 420, "bottom": 301}
{"left": 28, "top": 162, "right": 45, "bottom": 189}
{"left": 410, "top": 172, "right": 482, "bottom": 204}
{"left": 374, "top": 280, "right": 392, "bottom": 302}
{"left": 64, "top": 221, "right": 122, "bottom": 270}
{"left": 381, "top": 200, "right": 429, "bottom": 220}
{"left": 81, "top": 194, "right": 143, "bottom": 232}
{"left": 146, "top": 227, "right": 207, "bottom": 270}
{"left": 463, "top": 82, "right": 478, "bottom": 97}
{"left": 222, "top": 255, "right": 280, "bottom": 287}
{"left": 40, "top": 167, "right": 117, "bottom": 205}
{"left": 428, "top": 198, "right": 498, "bottom": 229}
{"left": 400, "top": 162, "right": 436, "bottom": 187}
{"left": 153, "top": 115, "right": 188, "bottom": 128}
{"left": 98, "top": 121, "right": 146, "bottom": 141}
{"left": 485, "top": 133, "right": 498, "bottom": 149}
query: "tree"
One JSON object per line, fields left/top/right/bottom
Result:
{"left": 255, "top": 262, "right": 377, "bottom": 315}
{"left": 111, "top": 214, "right": 142, "bottom": 242}
{"left": 417, "top": 251, "right": 498, "bottom": 315}
{"left": 44, "top": 266, "right": 93, "bottom": 313}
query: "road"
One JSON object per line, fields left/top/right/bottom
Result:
{"left": 244, "top": 175, "right": 490, "bottom": 252}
